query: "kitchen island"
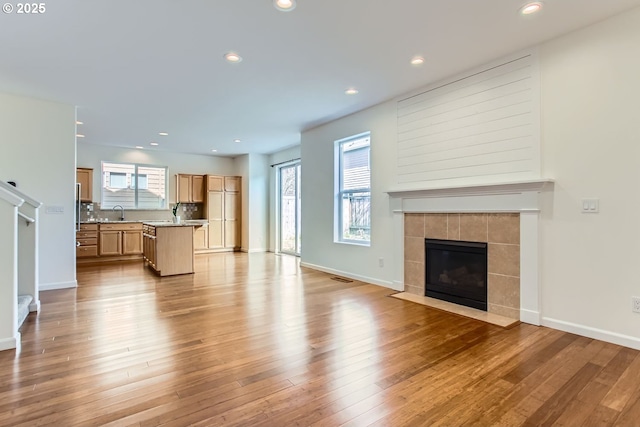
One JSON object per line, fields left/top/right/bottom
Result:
{"left": 143, "top": 222, "right": 196, "bottom": 276}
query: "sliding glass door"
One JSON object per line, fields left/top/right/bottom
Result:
{"left": 279, "top": 162, "right": 301, "bottom": 256}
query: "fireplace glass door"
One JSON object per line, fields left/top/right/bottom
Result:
{"left": 425, "top": 239, "right": 488, "bottom": 311}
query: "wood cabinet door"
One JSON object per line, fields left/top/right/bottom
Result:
{"left": 224, "top": 220, "right": 238, "bottom": 248}
{"left": 208, "top": 220, "right": 224, "bottom": 248}
{"left": 122, "top": 230, "right": 143, "bottom": 255}
{"left": 76, "top": 168, "right": 93, "bottom": 202}
{"left": 99, "top": 231, "right": 121, "bottom": 255}
{"left": 192, "top": 175, "right": 205, "bottom": 203}
{"left": 224, "top": 176, "right": 240, "bottom": 192}
{"left": 207, "top": 191, "right": 224, "bottom": 248}
{"left": 224, "top": 192, "right": 240, "bottom": 248}
{"left": 207, "top": 191, "right": 223, "bottom": 220}
{"left": 194, "top": 226, "right": 208, "bottom": 250}
{"left": 224, "top": 191, "right": 239, "bottom": 220}
{"left": 177, "top": 174, "right": 192, "bottom": 203}
{"left": 150, "top": 236, "right": 157, "bottom": 267}
{"left": 207, "top": 175, "right": 223, "bottom": 192}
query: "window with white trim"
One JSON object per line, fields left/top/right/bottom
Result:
{"left": 335, "top": 132, "right": 371, "bottom": 244}
{"left": 101, "top": 162, "right": 167, "bottom": 210}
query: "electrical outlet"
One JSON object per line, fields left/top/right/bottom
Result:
{"left": 378, "top": 257, "right": 384, "bottom": 268}
{"left": 633, "top": 297, "right": 640, "bottom": 313}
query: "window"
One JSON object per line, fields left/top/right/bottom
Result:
{"left": 335, "top": 132, "right": 371, "bottom": 244}
{"left": 132, "top": 174, "right": 148, "bottom": 190}
{"left": 101, "top": 162, "right": 167, "bottom": 210}
{"left": 109, "top": 173, "right": 127, "bottom": 189}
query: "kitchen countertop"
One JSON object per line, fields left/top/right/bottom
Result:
{"left": 143, "top": 220, "right": 208, "bottom": 227}
{"left": 81, "top": 220, "right": 208, "bottom": 226}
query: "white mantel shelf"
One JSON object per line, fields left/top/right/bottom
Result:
{"left": 386, "top": 179, "right": 555, "bottom": 199}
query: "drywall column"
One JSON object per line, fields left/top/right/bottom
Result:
{"left": 0, "top": 187, "right": 23, "bottom": 351}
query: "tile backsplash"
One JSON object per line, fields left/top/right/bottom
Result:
{"left": 80, "top": 202, "right": 204, "bottom": 222}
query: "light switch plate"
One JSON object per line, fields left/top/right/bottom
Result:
{"left": 581, "top": 199, "right": 599, "bottom": 213}
{"left": 45, "top": 206, "right": 64, "bottom": 214}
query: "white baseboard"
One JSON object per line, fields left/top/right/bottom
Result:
{"left": 0, "top": 334, "right": 19, "bottom": 352}
{"left": 29, "top": 300, "right": 41, "bottom": 313}
{"left": 40, "top": 280, "right": 77, "bottom": 291}
{"left": 542, "top": 317, "right": 640, "bottom": 351}
{"left": 392, "top": 281, "right": 404, "bottom": 292}
{"left": 299, "top": 262, "right": 394, "bottom": 289}
{"left": 240, "top": 248, "right": 268, "bottom": 253}
{"left": 520, "top": 309, "right": 541, "bottom": 326}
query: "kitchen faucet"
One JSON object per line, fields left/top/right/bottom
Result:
{"left": 113, "top": 205, "right": 125, "bottom": 221}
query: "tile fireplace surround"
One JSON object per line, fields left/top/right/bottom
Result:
{"left": 387, "top": 179, "right": 554, "bottom": 326}
{"left": 405, "top": 213, "right": 520, "bottom": 319}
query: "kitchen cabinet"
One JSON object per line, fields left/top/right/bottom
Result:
{"left": 207, "top": 175, "right": 223, "bottom": 192}
{"left": 193, "top": 225, "right": 208, "bottom": 250}
{"left": 143, "top": 224, "right": 194, "bottom": 276}
{"left": 205, "top": 176, "right": 240, "bottom": 251}
{"left": 123, "top": 230, "right": 143, "bottom": 254}
{"left": 76, "top": 168, "right": 93, "bottom": 202}
{"left": 98, "top": 223, "right": 143, "bottom": 256}
{"left": 177, "top": 174, "right": 205, "bottom": 203}
{"left": 143, "top": 225, "right": 157, "bottom": 268}
{"left": 76, "top": 223, "right": 98, "bottom": 257}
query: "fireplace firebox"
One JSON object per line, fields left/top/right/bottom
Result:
{"left": 425, "top": 239, "right": 488, "bottom": 311}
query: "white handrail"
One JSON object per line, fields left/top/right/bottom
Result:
{"left": 0, "top": 181, "right": 42, "bottom": 208}
{"left": 0, "top": 186, "right": 24, "bottom": 207}
{"left": 17, "top": 211, "right": 35, "bottom": 226}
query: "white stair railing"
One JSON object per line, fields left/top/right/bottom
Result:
{"left": 0, "top": 181, "right": 43, "bottom": 314}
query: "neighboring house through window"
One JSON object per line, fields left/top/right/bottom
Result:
{"left": 335, "top": 132, "right": 371, "bottom": 245}
{"left": 101, "top": 162, "right": 167, "bottom": 209}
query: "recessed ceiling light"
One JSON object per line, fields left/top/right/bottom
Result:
{"left": 135, "top": 146, "right": 144, "bottom": 149}
{"left": 76, "top": 121, "right": 83, "bottom": 125}
{"left": 274, "top": 0, "right": 296, "bottom": 12}
{"left": 158, "top": 132, "right": 169, "bottom": 136}
{"left": 234, "top": 139, "right": 241, "bottom": 143}
{"left": 520, "top": 2, "right": 543, "bottom": 15}
{"left": 76, "top": 134, "right": 85, "bottom": 138}
{"left": 411, "top": 55, "right": 425, "bottom": 66}
{"left": 150, "top": 142, "right": 159, "bottom": 146}
{"left": 345, "top": 88, "right": 359, "bottom": 95}
{"left": 224, "top": 52, "right": 243, "bottom": 63}
{"left": 211, "top": 149, "right": 218, "bottom": 152}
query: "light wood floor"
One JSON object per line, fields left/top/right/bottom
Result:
{"left": 2, "top": 253, "right": 640, "bottom": 426}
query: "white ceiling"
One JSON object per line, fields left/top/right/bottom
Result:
{"left": 2, "top": 0, "right": 640, "bottom": 157}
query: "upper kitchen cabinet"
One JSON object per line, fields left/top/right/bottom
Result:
{"left": 206, "top": 175, "right": 223, "bottom": 192}
{"left": 76, "top": 168, "right": 93, "bottom": 202}
{"left": 177, "top": 174, "right": 205, "bottom": 203}
{"left": 224, "top": 176, "right": 240, "bottom": 192}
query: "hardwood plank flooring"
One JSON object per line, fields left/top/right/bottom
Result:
{"left": 1, "top": 252, "right": 639, "bottom": 426}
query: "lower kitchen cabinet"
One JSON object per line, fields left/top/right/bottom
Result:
{"left": 193, "top": 225, "right": 208, "bottom": 250}
{"left": 76, "top": 223, "right": 98, "bottom": 257}
{"left": 99, "top": 223, "right": 143, "bottom": 256}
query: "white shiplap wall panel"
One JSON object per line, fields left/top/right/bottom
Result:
{"left": 397, "top": 53, "right": 540, "bottom": 186}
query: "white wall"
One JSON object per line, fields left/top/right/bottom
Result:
{"left": 538, "top": 8, "right": 640, "bottom": 345}
{"left": 300, "top": 8, "right": 640, "bottom": 348}
{"left": 268, "top": 146, "right": 300, "bottom": 252}
{"left": 235, "top": 153, "right": 269, "bottom": 252}
{"left": 0, "top": 92, "right": 76, "bottom": 290}
{"left": 77, "top": 143, "right": 236, "bottom": 205}
{"left": 301, "top": 101, "right": 397, "bottom": 287}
